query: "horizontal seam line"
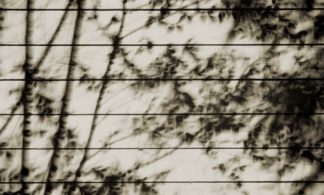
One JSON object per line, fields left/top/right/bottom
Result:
{"left": 0, "top": 44, "right": 323, "bottom": 46}
{"left": 0, "top": 181, "right": 323, "bottom": 184}
{"left": 0, "top": 78, "right": 323, "bottom": 81}
{"left": 0, "top": 113, "right": 323, "bottom": 115}
{"left": 1, "top": 8, "right": 324, "bottom": 11}
{"left": 0, "top": 147, "right": 322, "bottom": 150}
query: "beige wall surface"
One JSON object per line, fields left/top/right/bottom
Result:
{"left": 0, "top": 0, "right": 323, "bottom": 194}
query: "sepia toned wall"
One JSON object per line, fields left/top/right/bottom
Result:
{"left": 0, "top": 0, "right": 323, "bottom": 194}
